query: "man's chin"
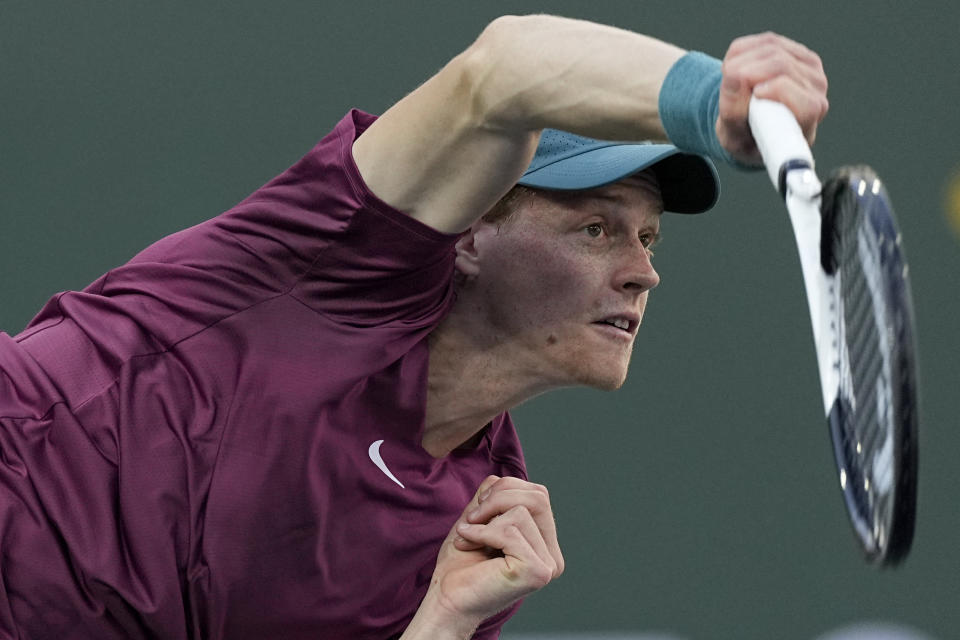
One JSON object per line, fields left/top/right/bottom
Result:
{"left": 591, "top": 376, "right": 627, "bottom": 392}
{"left": 577, "top": 363, "right": 629, "bottom": 391}
{"left": 549, "top": 340, "right": 632, "bottom": 390}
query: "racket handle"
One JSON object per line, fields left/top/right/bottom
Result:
{"left": 748, "top": 96, "right": 815, "bottom": 195}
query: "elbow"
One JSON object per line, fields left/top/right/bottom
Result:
{"left": 477, "top": 14, "right": 531, "bottom": 40}
{"left": 473, "top": 14, "right": 528, "bottom": 54}
{"left": 459, "top": 15, "right": 542, "bottom": 132}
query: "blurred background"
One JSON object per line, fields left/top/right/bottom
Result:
{"left": 2, "top": 2, "right": 956, "bottom": 639}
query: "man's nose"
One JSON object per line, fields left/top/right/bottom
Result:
{"left": 617, "top": 240, "right": 660, "bottom": 293}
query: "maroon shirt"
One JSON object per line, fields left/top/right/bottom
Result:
{"left": 0, "top": 110, "right": 526, "bottom": 639}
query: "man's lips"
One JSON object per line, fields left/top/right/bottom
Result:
{"left": 591, "top": 313, "right": 640, "bottom": 336}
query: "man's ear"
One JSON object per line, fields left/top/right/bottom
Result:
{"left": 454, "top": 226, "right": 483, "bottom": 278}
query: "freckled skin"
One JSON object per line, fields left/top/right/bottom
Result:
{"left": 462, "top": 175, "right": 663, "bottom": 391}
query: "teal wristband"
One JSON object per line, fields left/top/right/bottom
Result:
{"left": 658, "top": 51, "right": 756, "bottom": 170}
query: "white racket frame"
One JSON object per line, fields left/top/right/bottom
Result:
{"left": 748, "top": 97, "right": 840, "bottom": 415}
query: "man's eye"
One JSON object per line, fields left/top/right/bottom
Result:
{"left": 584, "top": 223, "right": 603, "bottom": 237}
{"left": 640, "top": 233, "right": 658, "bottom": 257}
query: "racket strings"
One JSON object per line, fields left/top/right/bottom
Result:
{"left": 833, "top": 181, "right": 896, "bottom": 543}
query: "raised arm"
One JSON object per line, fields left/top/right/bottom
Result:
{"left": 352, "top": 15, "right": 684, "bottom": 234}
{"left": 352, "top": 15, "right": 827, "bottom": 234}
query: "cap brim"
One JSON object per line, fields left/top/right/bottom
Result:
{"left": 517, "top": 143, "right": 720, "bottom": 214}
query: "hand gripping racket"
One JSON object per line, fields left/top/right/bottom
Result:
{"left": 748, "top": 97, "right": 919, "bottom": 565}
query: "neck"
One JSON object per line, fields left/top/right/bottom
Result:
{"left": 423, "top": 304, "right": 555, "bottom": 458}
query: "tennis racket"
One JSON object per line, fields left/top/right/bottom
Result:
{"left": 748, "top": 97, "right": 919, "bottom": 565}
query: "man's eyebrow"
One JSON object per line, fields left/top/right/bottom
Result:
{"left": 571, "top": 190, "right": 634, "bottom": 208}
{"left": 590, "top": 183, "right": 665, "bottom": 209}
{"left": 553, "top": 187, "right": 665, "bottom": 220}
{"left": 589, "top": 191, "right": 626, "bottom": 204}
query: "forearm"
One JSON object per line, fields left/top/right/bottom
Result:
{"left": 399, "top": 589, "right": 481, "bottom": 640}
{"left": 467, "top": 14, "right": 684, "bottom": 141}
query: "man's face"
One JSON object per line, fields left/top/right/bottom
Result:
{"left": 459, "top": 173, "right": 663, "bottom": 391}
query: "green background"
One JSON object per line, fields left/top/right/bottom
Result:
{"left": 2, "top": 2, "right": 956, "bottom": 639}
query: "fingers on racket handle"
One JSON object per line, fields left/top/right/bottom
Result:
{"left": 748, "top": 96, "right": 815, "bottom": 196}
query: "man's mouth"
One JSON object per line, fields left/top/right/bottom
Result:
{"left": 592, "top": 315, "right": 638, "bottom": 336}
{"left": 600, "top": 317, "right": 631, "bottom": 331}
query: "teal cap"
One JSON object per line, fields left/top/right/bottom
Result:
{"left": 518, "top": 128, "right": 720, "bottom": 214}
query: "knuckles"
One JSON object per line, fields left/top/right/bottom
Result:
{"left": 526, "top": 563, "right": 555, "bottom": 590}
{"left": 481, "top": 479, "right": 552, "bottom": 510}
{"left": 501, "top": 504, "right": 533, "bottom": 523}
{"left": 719, "top": 31, "right": 829, "bottom": 144}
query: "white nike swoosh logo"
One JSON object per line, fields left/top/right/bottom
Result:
{"left": 368, "top": 439, "right": 405, "bottom": 488}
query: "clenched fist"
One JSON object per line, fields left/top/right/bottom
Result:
{"left": 401, "top": 476, "right": 564, "bottom": 639}
{"left": 717, "top": 32, "right": 829, "bottom": 165}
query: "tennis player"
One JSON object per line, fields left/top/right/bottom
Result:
{"left": 0, "top": 15, "right": 827, "bottom": 640}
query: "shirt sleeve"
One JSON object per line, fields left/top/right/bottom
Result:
{"left": 115, "top": 108, "right": 462, "bottom": 330}
{"left": 16, "top": 110, "right": 461, "bottom": 407}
